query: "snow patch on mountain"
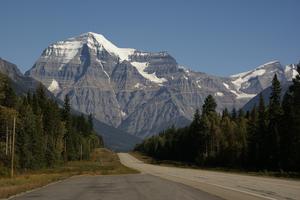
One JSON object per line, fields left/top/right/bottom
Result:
{"left": 48, "top": 79, "right": 60, "bottom": 92}
{"left": 215, "top": 92, "right": 224, "bottom": 97}
{"left": 134, "top": 83, "right": 143, "bottom": 89}
{"left": 223, "top": 83, "right": 230, "bottom": 89}
{"left": 96, "top": 59, "right": 110, "bottom": 81}
{"left": 44, "top": 40, "right": 82, "bottom": 61}
{"left": 231, "top": 69, "right": 266, "bottom": 89}
{"left": 285, "top": 64, "right": 299, "bottom": 81}
{"left": 196, "top": 80, "right": 201, "bottom": 88}
{"left": 131, "top": 62, "right": 167, "bottom": 84}
{"left": 121, "top": 110, "right": 127, "bottom": 117}
{"left": 233, "top": 91, "right": 256, "bottom": 99}
{"left": 227, "top": 60, "right": 285, "bottom": 99}
{"left": 292, "top": 69, "right": 298, "bottom": 78}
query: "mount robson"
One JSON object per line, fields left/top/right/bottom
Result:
{"left": 3, "top": 32, "right": 298, "bottom": 151}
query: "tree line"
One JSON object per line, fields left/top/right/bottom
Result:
{"left": 0, "top": 74, "right": 103, "bottom": 175}
{"left": 135, "top": 64, "right": 300, "bottom": 172}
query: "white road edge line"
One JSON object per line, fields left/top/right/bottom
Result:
{"left": 159, "top": 173, "right": 278, "bottom": 200}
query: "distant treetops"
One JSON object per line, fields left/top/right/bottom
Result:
{"left": 135, "top": 63, "right": 300, "bottom": 172}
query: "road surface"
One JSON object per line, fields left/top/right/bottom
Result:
{"left": 118, "top": 153, "right": 300, "bottom": 200}
{"left": 9, "top": 174, "right": 222, "bottom": 200}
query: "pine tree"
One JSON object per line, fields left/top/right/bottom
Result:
{"left": 197, "top": 95, "right": 218, "bottom": 164}
{"left": 246, "top": 106, "right": 258, "bottom": 168}
{"left": 202, "top": 95, "right": 217, "bottom": 116}
{"left": 281, "top": 63, "right": 300, "bottom": 171}
{"left": 62, "top": 95, "right": 71, "bottom": 120}
{"left": 222, "top": 108, "right": 230, "bottom": 119}
{"left": 231, "top": 108, "right": 237, "bottom": 120}
{"left": 291, "top": 64, "right": 300, "bottom": 171}
{"left": 2, "top": 79, "right": 17, "bottom": 108}
{"left": 219, "top": 115, "right": 236, "bottom": 166}
{"left": 36, "top": 84, "right": 47, "bottom": 111}
{"left": 236, "top": 110, "right": 248, "bottom": 167}
{"left": 267, "top": 74, "right": 283, "bottom": 169}
{"left": 256, "top": 94, "right": 267, "bottom": 169}
{"left": 281, "top": 89, "right": 294, "bottom": 170}
{"left": 16, "top": 101, "right": 35, "bottom": 170}
{"left": 61, "top": 95, "right": 77, "bottom": 161}
{"left": 0, "top": 75, "right": 17, "bottom": 108}
{"left": 88, "top": 114, "right": 94, "bottom": 132}
{"left": 186, "top": 109, "right": 202, "bottom": 162}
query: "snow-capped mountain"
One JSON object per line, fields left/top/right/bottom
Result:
{"left": 227, "top": 60, "right": 287, "bottom": 98}
{"left": 26, "top": 32, "right": 298, "bottom": 139}
{"left": 228, "top": 60, "right": 298, "bottom": 99}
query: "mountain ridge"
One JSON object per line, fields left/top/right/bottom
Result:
{"left": 25, "top": 32, "right": 298, "bottom": 140}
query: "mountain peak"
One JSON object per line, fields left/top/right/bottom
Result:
{"left": 42, "top": 32, "right": 136, "bottom": 62}
{"left": 230, "top": 60, "right": 282, "bottom": 78}
{"left": 256, "top": 60, "right": 281, "bottom": 69}
{"left": 78, "top": 32, "right": 135, "bottom": 61}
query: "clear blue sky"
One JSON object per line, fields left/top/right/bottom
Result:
{"left": 0, "top": 0, "right": 299, "bottom": 76}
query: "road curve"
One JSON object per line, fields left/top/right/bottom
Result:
{"left": 118, "top": 153, "right": 300, "bottom": 200}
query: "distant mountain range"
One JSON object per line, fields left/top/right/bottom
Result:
{"left": 1, "top": 32, "right": 298, "bottom": 150}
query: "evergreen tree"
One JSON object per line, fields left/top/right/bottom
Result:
{"left": 222, "top": 108, "right": 230, "bottom": 119}
{"left": 0, "top": 76, "right": 102, "bottom": 173}
{"left": 17, "top": 101, "right": 35, "bottom": 169}
{"left": 231, "top": 108, "right": 237, "bottom": 120}
{"left": 62, "top": 95, "right": 71, "bottom": 120}
{"left": 246, "top": 106, "right": 258, "bottom": 168}
{"left": 281, "top": 63, "right": 300, "bottom": 171}
{"left": 236, "top": 111, "right": 248, "bottom": 167}
{"left": 88, "top": 114, "right": 94, "bottom": 131}
{"left": 0, "top": 75, "right": 17, "bottom": 108}
{"left": 199, "top": 95, "right": 217, "bottom": 164}
{"left": 202, "top": 95, "right": 217, "bottom": 116}
{"left": 186, "top": 109, "right": 202, "bottom": 162}
{"left": 36, "top": 84, "right": 47, "bottom": 110}
{"left": 257, "top": 94, "right": 268, "bottom": 169}
{"left": 267, "top": 74, "right": 283, "bottom": 169}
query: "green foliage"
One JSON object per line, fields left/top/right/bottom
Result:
{"left": 0, "top": 75, "right": 103, "bottom": 173}
{"left": 0, "top": 74, "right": 17, "bottom": 108}
{"left": 136, "top": 73, "right": 300, "bottom": 172}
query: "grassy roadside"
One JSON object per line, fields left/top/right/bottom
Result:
{"left": 0, "top": 148, "right": 138, "bottom": 199}
{"left": 130, "top": 151, "right": 300, "bottom": 180}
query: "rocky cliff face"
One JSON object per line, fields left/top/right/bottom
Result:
{"left": 26, "top": 32, "right": 297, "bottom": 138}
{"left": 0, "top": 57, "right": 42, "bottom": 94}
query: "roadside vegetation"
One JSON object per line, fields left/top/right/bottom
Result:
{"left": 135, "top": 64, "right": 300, "bottom": 175}
{"left": 0, "top": 148, "right": 138, "bottom": 199}
{"left": 0, "top": 74, "right": 138, "bottom": 198}
{"left": 0, "top": 73, "right": 103, "bottom": 176}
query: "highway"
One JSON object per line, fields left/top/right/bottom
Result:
{"left": 9, "top": 153, "right": 300, "bottom": 200}
{"left": 118, "top": 153, "right": 300, "bottom": 200}
{"left": 9, "top": 174, "right": 222, "bottom": 200}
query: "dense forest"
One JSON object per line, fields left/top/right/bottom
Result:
{"left": 135, "top": 64, "right": 300, "bottom": 172}
{"left": 0, "top": 74, "right": 103, "bottom": 176}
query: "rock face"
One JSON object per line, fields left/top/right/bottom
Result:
{"left": 25, "top": 32, "right": 298, "bottom": 138}
{"left": 0, "top": 57, "right": 42, "bottom": 94}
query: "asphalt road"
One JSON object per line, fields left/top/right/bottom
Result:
{"left": 118, "top": 153, "right": 300, "bottom": 200}
{"left": 10, "top": 174, "right": 222, "bottom": 200}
